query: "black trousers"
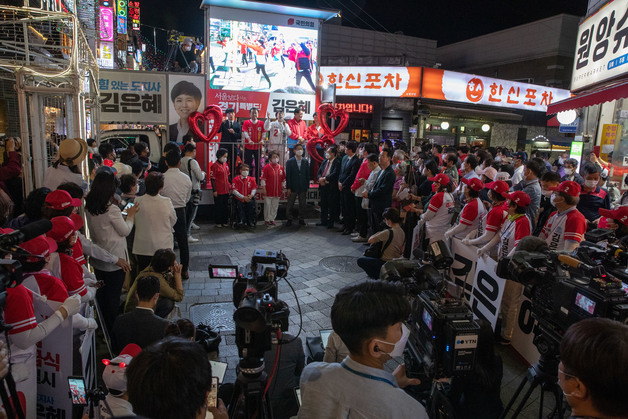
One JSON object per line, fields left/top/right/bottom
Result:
{"left": 135, "top": 254, "right": 152, "bottom": 273}
{"left": 95, "top": 268, "right": 126, "bottom": 334}
{"left": 214, "top": 193, "right": 230, "bottom": 224}
{"left": 286, "top": 190, "right": 307, "bottom": 220}
{"left": 320, "top": 185, "right": 339, "bottom": 227}
{"left": 244, "top": 148, "right": 262, "bottom": 180}
{"left": 341, "top": 188, "right": 356, "bottom": 231}
{"left": 296, "top": 69, "right": 316, "bottom": 91}
{"left": 174, "top": 207, "right": 189, "bottom": 273}
{"left": 369, "top": 205, "right": 385, "bottom": 236}
{"left": 355, "top": 196, "right": 368, "bottom": 238}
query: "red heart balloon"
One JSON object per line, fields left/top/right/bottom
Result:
{"left": 317, "top": 103, "right": 350, "bottom": 138}
{"left": 306, "top": 134, "right": 336, "bottom": 163}
{"left": 188, "top": 105, "right": 223, "bottom": 143}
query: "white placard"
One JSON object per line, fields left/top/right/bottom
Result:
{"left": 469, "top": 256, "right": 507, "bottom": 331}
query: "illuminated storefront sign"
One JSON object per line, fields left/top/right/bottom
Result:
{"left": 571, "top": 0, "right": 628, "bottom": 91}
{"left": 117, "top": 0, "right": 127, "bottom": 34}
{"left": 336, "top": 103, "right": 373, "bottom": 113}
{"left": 129, "top": 1, "right": 140, "bottom": 31}
{"left": 319, "top": 67, "right": 421, "bottom": 97}
{"left": 99, "top": 7, "right": 114, "bottom": 42}
{"left": 422, "top": 68, "right": 571, "bottom": 112}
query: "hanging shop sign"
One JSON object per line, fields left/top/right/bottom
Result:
{"left": 319, "top": 67, "right": 421, "bottom": 98}
{"left": 116, "top": 0, "right": 127, "bottom": 35}
{"left": 571, "top": 0, "right": 628, "bottom": 91}
{"left": 98, "top": 7, "right": 114, "bottom": 42}
{"left": 422, "top": 68, "right": 571, "bottom": 113}
{"left": 129, "top": 1, "right": 140, "bottom": 31}
{"left": 336, "top": 103, "right": 373, "bottom": 113}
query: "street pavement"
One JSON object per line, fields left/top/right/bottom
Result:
{"left": 179, "top": 216, "right": 560, "bottom": 418}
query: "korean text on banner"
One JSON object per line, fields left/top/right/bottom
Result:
{"left": 34, "top": 297, "right": 73, "bottom": 419}
{"left": 447, "top": 238, "right": 477, "bottom": 298}
{"left": 208, "top": 89, "right": 315, "bottom": 119}
{"left": 571, "top": 0, "right": 628, "bottom": 91}
{"left": 99, "top": 70, "right": 167, "bottom": 124}
{"left": 319, "top": 67, "right": 421, "bottom": 97}
{"left": 422, "top": 68, "right": 571, "bottom": 112}
{"left": 600, "top": 124, "right": 619, "bottom": 160}
{"left": 510, "top": 296, "right": 541, "bottom": 365}
{"left": 469, "top": 256, "right": 507, "bottom": 331}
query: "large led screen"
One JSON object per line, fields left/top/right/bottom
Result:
{"left": 209, "top": 18, "right": 318, "bottom": 93}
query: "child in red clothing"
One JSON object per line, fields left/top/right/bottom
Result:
{"left": 261, "top": 151, "right": 286, "bottom": 226}
{"left": 231, "top": 164, "right": 257, "bottom": 228}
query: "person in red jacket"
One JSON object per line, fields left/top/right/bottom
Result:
{"left": 292, "top": 42, "right": 315, "bottom": 91}
{"left": 231, "top": 164, "right": 257, "bottom": 229}
{"left": 211, "top": 148, "right": 231, "bottom": 228}
{"left": 287, "top": 108, "right": 307, "bottom": 158}
{"left": 261, "top": 151, "right": 286, "bottom": 226}
{"left": 241, "top": 107, "right": 266, "bottom": 181}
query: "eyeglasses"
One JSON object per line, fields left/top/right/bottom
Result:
{"left": 558, "top": 367, "right": 576, "bottom": 379}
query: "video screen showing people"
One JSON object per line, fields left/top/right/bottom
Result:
{"left": 209, "top": 18, "right": 318, "bottom": 93}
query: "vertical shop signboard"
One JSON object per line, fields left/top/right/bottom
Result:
{"left": 600, "top": 124, "right": 619, "bottom": 161}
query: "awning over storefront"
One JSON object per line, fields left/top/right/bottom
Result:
{"left": 547, "top": 80, "right": 628, "bottom": 115}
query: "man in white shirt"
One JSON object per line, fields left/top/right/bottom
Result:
{"left": 161, "top": 150, "right": 192, "bottom": 279}
{"left": 510, "top": 151, "right": 527, "bottom": 187}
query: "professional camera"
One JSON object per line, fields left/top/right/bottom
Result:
{"left": 209, "top": 250, "right": 291, "bottom": 419}
{"left": 405, "top": 290, "right": 479, "bottom": 386}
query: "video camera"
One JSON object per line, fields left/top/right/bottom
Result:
{"left": 498, "top": 249, "right": 628, "bottom": 353}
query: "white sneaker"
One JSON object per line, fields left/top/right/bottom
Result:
{"left": 191, "top": 223, "right": 200, "bottom": 230}
{"left": 188, "top": 236, "right": 199, "bottom": 243}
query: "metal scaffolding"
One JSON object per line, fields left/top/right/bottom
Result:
{"left": 0, "top": 0, "right": 99, "bottom": 193}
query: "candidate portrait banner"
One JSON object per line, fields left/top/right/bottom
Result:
{"left": 469, "top": 255, "right": 507, "bottom": 331}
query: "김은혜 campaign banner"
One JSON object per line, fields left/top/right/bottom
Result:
{"left": 208, "top": 88, "right": 315, "bottom": 120}
{"left": 99, "top": 70, "right": 167, "bottom": 124}
{"left": 422, "top": 67, "right": 570, "bottom": 112}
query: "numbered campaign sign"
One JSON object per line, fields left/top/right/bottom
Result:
{"left": 448, "top": 238, "right": 477, "bottom": 298}
{"left": 34, "top": 297, "right": 73, "bottom": 418}
{"left": 469, "top": 256, "right": 507, "bottom": 331}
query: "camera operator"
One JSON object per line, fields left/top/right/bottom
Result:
{"left": 558, "top": 318, "right": 628, "bottom": 419}
{"left": 598, "top": 206, "right": 628, "bottom": 244}
{"left": 298, "top": 280, "right": 428, "bottom": 419}
{"left": 539, "top": 181, "right": 587, "bottom": 252}
{"left": 126, "top": 337, "right": 228, "bottom": 419}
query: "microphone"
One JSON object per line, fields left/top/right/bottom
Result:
{"left": 557, "top": 254, "right": 584, "bottom": 269}
{"left": 557, "top": 254, "right": 607, "bottom": 278}
{"left": 0, "top": 219, "right": 53, "bottom": 249}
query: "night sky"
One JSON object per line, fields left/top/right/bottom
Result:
{"left": 143, "top": 0, "right": 589, "bottom": 53}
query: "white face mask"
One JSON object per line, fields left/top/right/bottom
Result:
{"left": 558, "top": 157, "right": 565, "bottom": 165}
{"left": 219, "top": 157, "right": 227, "bottom": 163}
{"left": 375, "top": 324, "right": 409, "bottom": 358}
{"left": 325, "top": 153, "right": 330, "bottom": 160}
{"left": 584, "top": 179, "right": 598, "bottom": 189}
{"left": 495, "top": 156, "right": 502, "bottom": 162}
{"left": 564, "top": 168, "right": 573, "bottom": 176}
{"left": 550, "top": 193, "right": 560, "bottom": 206}
{"left": 241, "top": 171, "right": 249, "bottom": 177}
{"left": 295, "top": 149, "right": 303, "bottom": 156}
{"left": 272, "top": 158, "right": 279, "bottom": 164}
{"left": 541, "top": 190, "right": 553, "bottom": 198}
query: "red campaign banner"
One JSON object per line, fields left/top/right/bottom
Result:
{"left": 207, "top": 87, "right": 316, "bottom": 119}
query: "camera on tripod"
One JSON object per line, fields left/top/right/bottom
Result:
{"left": 380, "top": 241, "right": 480, "bottom": 386}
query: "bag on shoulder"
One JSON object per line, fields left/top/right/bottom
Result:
{"left": 363, "top": 228, "right": 394, "bottom": 259}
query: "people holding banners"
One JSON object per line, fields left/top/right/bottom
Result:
{"left": 418, "top": 173, "right": 455, "bottom": 246}
{"left": 539, "top": 181, "right": 587, "bottom": 252}
{"left": 444, "top": 177, "right": 486, "bottom": 240}
{"left": 462, "top": 181, "right": 509, "bottom": 252}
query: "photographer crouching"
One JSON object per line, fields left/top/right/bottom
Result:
{"left": 558, "top": 318, "right": 628, "bottom": 419}
{"left": 298, "top": 280, "right": 428, "bottom": 418}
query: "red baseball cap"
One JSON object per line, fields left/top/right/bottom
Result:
{"left": 484, "top": 181, "right": 510, "bottom": 198}
{"left": 69, "top": 213, "right": 84, "bottom": 230}
{"left": 45, "top": 190, "right": 82, "bottom": 210}
{"left": 428, "top": 173, "right": 451, "bottom": 186}
{"left": 461, "top": 177, "right": 484, "bottom": 192}
{"left": 47, "top": 216, "right": 78, "bottom": 242}
{"left": 505, "top": 191, "right": 531, "bottom": 208}
{"left": 549, "top": 180, "right": 581, "bottom": 197}
{"left": 19, "top": 235, "right": 57, "bottom": 263}
{"left": 599, "top": 206, "right": 628, "bottom": 227}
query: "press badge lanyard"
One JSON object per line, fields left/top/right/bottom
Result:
{"left": 341, "top": 361, "right": 396, "bottom": 388}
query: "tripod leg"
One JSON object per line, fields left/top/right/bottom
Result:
{"left": 500, "top": 375, "right": 528, "bottom": 418}
{"left": 512, "top": 382, "right": 538, "bottom": 418}
{"left": 538, "top": 388, "right": 545, "bottom": 419}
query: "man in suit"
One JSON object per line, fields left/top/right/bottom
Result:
{"left": 316, "top": 146, "right": 341, "bottom": 229}
{"left": 338, "top": 140, "right": 361, "bottom": 235}
{"left": 112, "top": 275, "right": 169, "bottom": 354}
{"left": 363, "top": 148, "right": 396, "bottom": 233}
{"left": 285, "top": 143, "right": 310, "bottom": 226}
{"left": 220, "top": 108, "right": 241, "bottom": 171}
